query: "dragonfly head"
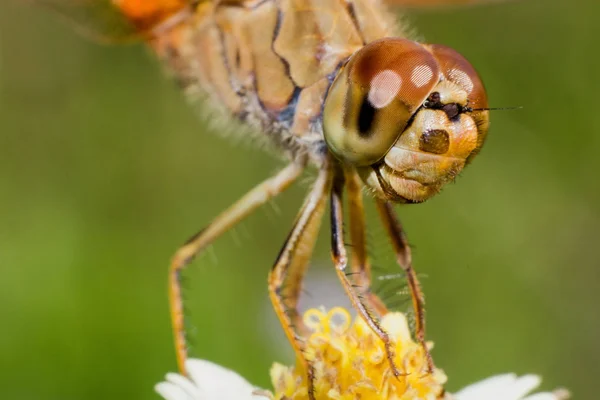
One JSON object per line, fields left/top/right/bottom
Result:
{"left": 323, "top": 38, "right": 489, "bottom": 203}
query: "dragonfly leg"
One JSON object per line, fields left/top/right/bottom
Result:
{"left": 344, "top": 167, "right": 389, "bottom": 316}
{"left": 169, "top": 158, "right": 306, "bottom": 374}
{"left": 268, "top": 160, "right": 333, "bottom": 400}
{"left": 329, "top": 167, "right": 403, "bottom": 378}
{"left": 375, "top": 199, "right": 434, "bottom": 373}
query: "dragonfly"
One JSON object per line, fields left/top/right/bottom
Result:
{"left": 33, "top": 0, "right": 492, "bottom": 392}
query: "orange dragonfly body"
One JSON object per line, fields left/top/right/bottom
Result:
{"left": 34, "top": 0, "right": 491, "bottom": 393}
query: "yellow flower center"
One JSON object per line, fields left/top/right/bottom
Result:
{"left": 269, "top": 307, "right": 447, "bottom": 400}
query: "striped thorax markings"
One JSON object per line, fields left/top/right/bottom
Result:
{"left": 148, "top": 0, "right": 399, "bottom": 153}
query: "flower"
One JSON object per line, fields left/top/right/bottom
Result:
{"left": 155, "top": 307, "right": 569, "bottom": 400}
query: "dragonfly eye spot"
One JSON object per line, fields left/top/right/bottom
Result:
{"left": 357, "top": 97, "right": 377, "bottom": 137}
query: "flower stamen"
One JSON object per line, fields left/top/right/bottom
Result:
{"left": 271, "top": 307, "right": 447, "bottom": 400}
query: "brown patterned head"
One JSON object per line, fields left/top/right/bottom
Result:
{"left": 323, "top": 38, "right": 489, "bottom": 202}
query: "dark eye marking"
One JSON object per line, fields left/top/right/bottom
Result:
{"left": 419, "top": 129, "right": 450, "bottom": 154}
{"left": 357, "top": 96, "right": 377, "bottom": 137}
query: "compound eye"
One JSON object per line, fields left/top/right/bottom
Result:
{"left": 428, "top": 44, "right": 490, "bottom": 156}
{"left": 324, "top": 38, "right": 441, "bottom": 166}
{"left": 428, "top": 44, "right": 487, "bottom": 109}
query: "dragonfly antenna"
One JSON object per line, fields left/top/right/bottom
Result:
{"left": 469, "top": 106, "right": 523, "bottom": 112}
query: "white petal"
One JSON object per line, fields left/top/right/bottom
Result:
{"left": 185, "top": 359, "right": 259, "bottom": 400}
{"left": 155, "top": 359, "right": 262, "bottom": 400}
{"left": 502, "top": 374, "right": 541, "bottom": 398}
{"left": 155, "top": 381, "right": 194, "bottom": 400}
{"left": 527, "top": 388, "right": 571, "bottom": 400}
{"left": 454, "top": 373, "right": 564, "bottom": 400}
{"left": 524, "top": 394, "right": 559, "bottom": 400}
{"left": 454, "top": 373, "right": 518, "bottom": 400}
{"left": 165, "top": 372, "right": 203, "bottom": 398}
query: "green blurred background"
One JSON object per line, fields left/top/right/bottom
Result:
{"left": 1, "top": 0, "right": 598, "bottom": 398}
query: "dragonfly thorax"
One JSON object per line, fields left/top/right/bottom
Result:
{"left": 148, "top": 0, "right": 403, "bottom": 162}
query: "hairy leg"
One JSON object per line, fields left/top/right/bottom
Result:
{"left": 375, "top": 199, "right": 434, "bottom": 372}
{"left": 169, "top": 159, "right": 306, "bottom": 373}
{"left": 329, "top": 167, "right": 402, "bottom": 377}
{"left": 268, "top": 160, "right": 333, "bottom": 399}
{"left": 344, "top": 167, "right": 389, "bottom": 316}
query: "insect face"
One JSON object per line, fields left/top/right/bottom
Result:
{"left": 323, "top": 38, "right": 489, "bottom": 202}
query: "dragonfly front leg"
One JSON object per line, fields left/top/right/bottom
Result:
{"left": 344, "top": 167, "right": 389, "bottom": 316}
{"left": 169, "top": 158, "right": 306, "bottom": 374}
{"left": 268, "top": 161, "right": 333, "bottom": 400}
{"left": 329, "top": 167, "right": 403, "bottom": 378}
{"left": 375, "top": 199, "right": 434, "bottom": 373}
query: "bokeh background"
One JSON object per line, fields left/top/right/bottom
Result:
{"left": 1, "top": 0, "right": 598, "bottom": 398}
